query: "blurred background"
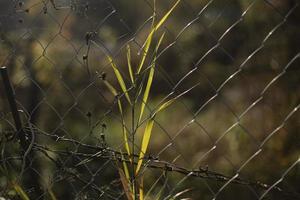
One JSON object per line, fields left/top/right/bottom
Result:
{"left": 0, "top": 0, "right": 299, "bottom": 199}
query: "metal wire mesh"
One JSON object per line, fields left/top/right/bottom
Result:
{"left": 0, "top": 0, "right": 299, "bottom": 199}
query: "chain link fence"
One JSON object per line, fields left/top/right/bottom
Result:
{"left": 0, "top": 0, "right": 299, "bottom": 199}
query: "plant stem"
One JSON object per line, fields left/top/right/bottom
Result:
{"left": 132, "top": 86, "right": 137, "bottom": 200}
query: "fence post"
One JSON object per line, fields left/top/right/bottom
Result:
{"left": 1, "top": 66, "right": 28, "bottom": 150}
{"left": 1, "top": 66, "right": 44, "bottom": 198}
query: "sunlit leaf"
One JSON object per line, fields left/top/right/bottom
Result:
{"left": 103, "top": 80, "right": 118, "bottom": 96}
{"left": 137, "top": 31, "right": 154, "bottom": 74}
{"left": 137, "top": 0, "right": 180, "bottom": 74}
{"left": 139, "top": 176, "right": 144, "bottom": 200}
{"left": 12, "top": 182, "right": 30, "bottom": 200}
{"left": 138, "top": 33, "right": 165, "bottom": 123}
{"left": 155, "top": 98, "right": 175, "bottom": 114}
{"left": 136, "top": 119, "right": 155, "bottom": 174}
{"left": 155, "top": 32, "right": 165, "bottom": 53}
{"left": 103, "top": 80, "right": 131, "bottom": 157}
{"left": 48, "top": 188, "right": 57, "bottom": 200}
{"left": 121, "top": 151, "right": 131, "bottom": 182}
{"left": 126, "top": 45, "right": 135, "bottom": 84}
{"left": 154, "top": 0, "right": 181, "bottom": 32}
{"left": 138, "top": 66, "right": 154, "bottom": 123}
{"left": 122, "top": 124, "right": 131, "bottom": 160}
{"left": 106, "top": 55, "right": 132, "bottom": 105}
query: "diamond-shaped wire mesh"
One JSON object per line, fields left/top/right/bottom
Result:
{"left": 0, "top": 0, "right": 299, "bottom": 199}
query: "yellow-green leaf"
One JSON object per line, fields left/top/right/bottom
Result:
{"left": 117, "top": 103, "right": 131, "bottom": 158}
{"left": 103, "top": 80, "right": 131, "bottom": 157}
{"left": 138, "top": 66, "right": 154, "bottom": 123}
{"left": 12, "top": 182, "right": 30, "bottom": 200}
{"left": 106, "top": 55, "right": 132, "bottom": 105}
{"left": 122, "top": 123, "right": 131, "bottom": 159}
{"left": 154, "top": 0, "right": 181, "bottom": 32}
{"left": 48, "top": 188, "right": 57, "bottom": 200}
{"left": 139, "top": 176, "right": 144, "bottom": 200}
{"left": 121, "top": 151, "right": 131, "bottom": 182}
{"left": 138, "top": 33, "right": 165, "bottom": 123}
{"left": 137, "top": 31, "right": 154, "bottom": 74}
{"left": 155, "top": 32, "right": 165, "bottom": 53}
{"left": 126, "top": 45, "right": 134, "bottom": 84}
{"left": 136, "top": 119, "right": 155, "bottom": 174}
{"left": 137, "top": 0, "right": 180, "bottom": 74}
{"left": 155, "top": 98, "right": 175, "bottom": 114}
{"left": 103, "top": 80, "right": 118, "bottom": 96}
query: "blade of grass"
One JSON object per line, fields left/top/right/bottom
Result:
{"left": 138, "top": 66, "right": 154, "bottom": 123}
{"left": 103, "top": 80, "right": 131, "bottom": 157}
{"left": 12, "top": 182, "right": 30, "bottom": 200}
{"left": 154, "top": 32, "right": 166, "bottom": 53}
{"left": 137, "top": 4, "right": 156, "bottom": 75}
{"left": 121, "top": 151, "right": 131, "bottom": 183}
{"left": 137, "top": 31, "right": 154, "bottom": 74}
{"left": 154, "top": 0, "right": 181, "bottom": 32}
{"left": 135, "top": 98, "right": 176, "bottom": 175}
{"left": 138, "top": 33, "right": 165, "bottom": 123}
{"left": 154, "top": 82, "right": 199, "bottom": 116}
{"left": 155, "top": 98, "right": 175, "bottom": 115}
{"left": 106, "top": 55, "right": 132, "bottom": 105}
{"left": 136, "top": 119, "right": 155, "bottom": 174}
{"left": 137, "top": 0, "right": 180, "bottom": 74}
{"left": 122, "top": 124, "right": 131, "bottom": 160}
{"left": 136, "top": 99, "right": 176, "bottom": 175}
{"left": 48, "top": 188, "right": 57, "bottom": 200}
{"left": 139, "top": 176, "right": 144, "bottom": 200}
{"left": 103, "top": 80, "right": 118, "bottom": 96}
{"left": 126, "top": 45, "right": 135, "bottom": 84}
{"left": 118, "top": 167, "right": 134, "bottom": 200}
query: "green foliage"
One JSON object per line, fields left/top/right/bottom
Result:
{"left": 104, "top": 1, "right": 181, "bottom": 199}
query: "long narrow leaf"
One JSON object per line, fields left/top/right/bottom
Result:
{"left": 118, "top": 167, "right": 134, "bottom": 200}
{"left": 103, "top": 80, "right": 131, "bottom": 157}
{"left": 139, "top": 176, "right": 144, "bottom": 200}
{"left": 121, "top": 151, "right": 131, "bottom": 182}
{"left": 137, "top": 5, "right": 156, "bottom": 74}
{"left": 48, "top": 188, "right": 57, "bottom": 200}
{"left": 117, "top": 101, "right": 131, "bottom": 158}
{"left": 126, "top": 45, "right": 135, "bottom": 84}
{"left": 122, "top": 124, "right": 131, "bottom": 160}
{"left": 106, "top": 55, "right": 132, "bottom": 105}
{"left": 154, "top": 0, "right": 181, "bottom": 32}
{"left": 155, "top": 32, "right": 166, "bottom": 53}
{"left": 137, "top": 0, "right": 180, "bottom": 74}
{"left": 154, "top": 82, "right": 198, "bottom": 115}
{"left": 155, "top": 98, "right": 175, "bottom": 115}
{"left": 137, "top": 31, "right": 154, "bottom": 74}
{"left": 138, "top": 32, "right": 165, "bottom": 123}
{"left": 103, "top": 80, "right": 118, "bottom": 96}
{"left": 136, "top": 119, "right": 155, "bottom": 174}
{"left": 12, "top": 182, "right": 30, "bottom": 200}
{"left": 138, "top": 66, "right": 154, "bottom": 123}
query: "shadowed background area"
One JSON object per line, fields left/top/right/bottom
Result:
{"left": 0, "top": 0, "right": 299, "bottom": 199}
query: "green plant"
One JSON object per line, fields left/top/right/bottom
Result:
{"left": 102, "top": 1, "right": 181, "bottom": 199}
